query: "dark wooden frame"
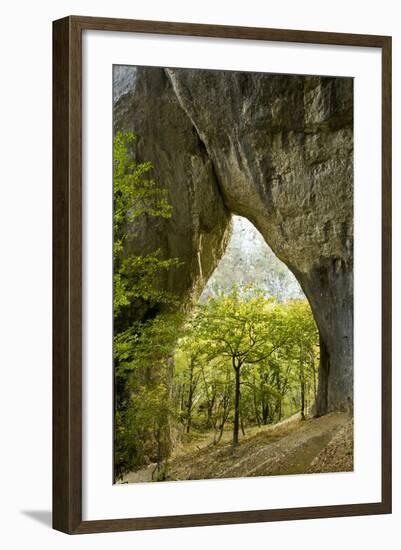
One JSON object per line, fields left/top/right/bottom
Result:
{"left": 53, "top": 15, "right": 392, "bottom": 534}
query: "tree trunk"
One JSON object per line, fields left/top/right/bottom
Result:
{"left": 300, "top": 361, "right": 305, "bottom": 420}
{"left": 233, "top": 364, "right": 241, "bottom": 447}
{"left": 315, "top": 334, "right": 330, "bottom": 416}
{"left": 186, "top": 361, "right": 195, "bottom": 433}
{"left": 300, "top": 380, "right": 305, "bottom": 419}
{"left": 186, "top": 411, "right": 192, "bottom": 433}
{"left": 311, "top": 351, "right": 317, "bottom": 401}
{"left": 277, "top": 399, "right": 282, "bottom": 421}
{"left": 262, "top": 401, "right": 270, "bottom": 425}
{"left": 214, "top": 393, "right": 230, "bottom": 444}
{"left": 214, "top": 423, "right": 225, "bottom": 445}
{"left": 179, "top": 384, "right": 185, "bottom": 413}
{"left": 253, "top": 393, "right": 261, "bottom": 427}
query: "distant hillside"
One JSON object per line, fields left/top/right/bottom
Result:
{"left": 200, "top": 216, "right": 304, "bottom": 302}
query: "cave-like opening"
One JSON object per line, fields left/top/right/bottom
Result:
{"left": 171, "top": 215, "right": 320, "bottom": 452}
{"left": 200, "top": 215, "right": 305, "bottom": 304}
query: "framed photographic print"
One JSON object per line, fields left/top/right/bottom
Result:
{"left": 52, "top": 16, "right": 392, "bottom": 534}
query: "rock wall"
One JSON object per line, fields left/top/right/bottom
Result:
{"left": 114, "top": 67, "right": 354, "bottom": 414}
{"left": 114, "top": 67, "right": 232, "bottom": 311}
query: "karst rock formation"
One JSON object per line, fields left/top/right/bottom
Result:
{"left": 114, "top": 66, "right": 353, "bottom": 415}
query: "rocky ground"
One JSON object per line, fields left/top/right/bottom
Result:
{"left": 121, "top": 412, "right": 353, "bottom": 484}
{"left": 307, "top": 417, "right": 353, "bottom": 474}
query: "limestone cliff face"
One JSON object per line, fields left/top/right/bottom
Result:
{"left": 114, "top": 67, "right": 232, "bottom": 309}
{"left": 114, "top": 67, "right": 354, "bottom": 414}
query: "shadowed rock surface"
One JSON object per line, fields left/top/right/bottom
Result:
{"left": 114, "top": 66, "right": 353, "bottom": 414}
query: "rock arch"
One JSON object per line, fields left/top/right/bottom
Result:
{"left": 114, "top": 66, "right": 353, "bottom": 415}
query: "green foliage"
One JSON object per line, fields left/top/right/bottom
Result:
{"left": 113, "top": 132, "right": 320, "bottom": 478}
{"left": 173, "top": 292, "right": 319, "bottom": 446}
{"left": 113, "top": 131, "right": 178, "bottom": 321}
{"left": 191, "top": 289, "right": 289, "bottom": 365}
{"left": 113, "top": 131, "right": 171, "bottom": 234}
{"left": 113, "top": 131, "right": 180, "bottom": 480}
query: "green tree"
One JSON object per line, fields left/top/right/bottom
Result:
{"left": 188, "top": 289, "right": 290, "bottom": 447}
{"left": 113, "top": 131, "right": 180, "bottom": 480}
{"left": 115, "top": 312, "right": 183, "bottom": 479}
{"left": 113, "top": 130, "right": 176, "bottom": 325}
{"left": 283, "top": 300, "right": 319, "bottom": 419}
{"left": 174, "top": 295, "right": 319, "bottom": 448}
{"left": 174, "top": 340, "right": 203, "bottom": 434}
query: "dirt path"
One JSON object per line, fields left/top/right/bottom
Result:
{"left": 121, "top": 412, "right": 352, "bottom": 483}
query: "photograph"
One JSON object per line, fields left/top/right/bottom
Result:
{"left": 112, "top": 65, "right": 354, "bottom": 484}
{"left": 0, "top": 0, "right": 394, "bottom": 541}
